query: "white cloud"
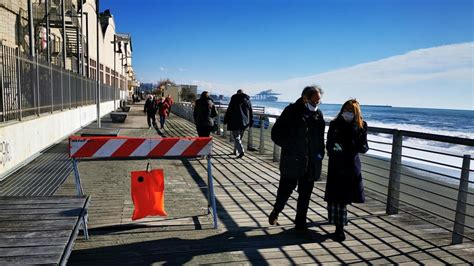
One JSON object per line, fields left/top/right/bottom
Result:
{"left": 178, "top": 67, "right": 188, "bottom": 72}
{"left": 188, "top": 42, "right": 473, "bottom": 109}
{"left": 159, "top": 67, "right": 166, "bottom": 71}
{"left": 250, "top": 42, "right": 474, "bottom": 109}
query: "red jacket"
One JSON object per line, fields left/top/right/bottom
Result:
{"left": 158, "top": 101, "right": 170, "bottom": 117}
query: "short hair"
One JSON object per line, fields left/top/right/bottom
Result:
{"left": 237, "top": 89, "right": 243, "bottom": 94}
{"left": 200, "top": 91, "right": 209, "bottom": 99}
{"left": 301, "top": 85, "right": 323, "bottom": 98}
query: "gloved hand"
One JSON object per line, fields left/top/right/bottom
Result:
{"left": 333, "top": 143, "right": 343, "bottom": 152}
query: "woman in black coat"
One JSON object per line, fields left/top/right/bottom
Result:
{"left": 324, "top": 99, "right": 369, "bottom": 241}
{"left": 193, "top": 91, "right": 217, "bottom": 137}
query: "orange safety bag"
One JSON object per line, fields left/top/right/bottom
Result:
{"left": 131, "top": 168, "right": 168, "bottom": 220}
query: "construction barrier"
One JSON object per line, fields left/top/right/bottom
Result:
{"left": 68, "top": 136, "right": 218, "bottom": 229}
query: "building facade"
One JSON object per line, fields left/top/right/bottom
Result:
{"left": 0, "top": 0, "right": 138, "bottom": 97}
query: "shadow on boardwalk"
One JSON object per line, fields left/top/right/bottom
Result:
{"left": 72, "top": 226, "right": 330, "bottom": 265}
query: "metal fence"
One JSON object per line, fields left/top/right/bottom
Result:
{"left": 0, "top": 44, "right": 117, "bottom": 122}
{"left": 173, "top": 102, "right": 474, "bottom": 244}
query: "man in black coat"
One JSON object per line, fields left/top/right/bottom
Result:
{"left": 269, "top": 85, "right": 325, "bottom": 230}
{"left": 144, "top": 94, "right": 158, "bottom": 129}
{"left": 224, "top": 89, "right": 253, "bottom": 158}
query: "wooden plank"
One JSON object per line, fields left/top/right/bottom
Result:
{"left": 0, "top": 219, "right": 77, "bottom": 229}
{"left": 0, "top": 237, "right": 70, "bottom": 247}
{"left": 0, "top": 211, "right": 83, "bottom": 221}
{"left": 0, "top": 245, "right": 65, "bottom": 257}
{"left": 0, "top": 196, "right": 86, "bottom": 203}
{"left": 0, "top": 208, "right": 86, "bottom": 215}
{"left": 0, "top": 203, "right": 88, "bottom": 209}
{"left": 0, "top": 230, "right": 71, "bottom": 239}
{"left": 0, "top": 254, "right": 60, "bottom": 265}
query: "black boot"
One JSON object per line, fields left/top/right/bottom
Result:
{"left": 268, "top": 210, "right": 279, "bottom": 225}
{"left": 335, "top": 225, "right": 346, "bottom": 242}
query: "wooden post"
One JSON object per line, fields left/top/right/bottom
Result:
{"left": 386, "top": 130, "right": 403, "bottom": 215}
{"left": 452, "top": 154, "right": 471, "bottom": 244}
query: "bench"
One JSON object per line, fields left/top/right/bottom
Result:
{"left": 81, "top": 128, "right": 120, "bottom": 137}
{"left": 0, "top": 196, "right": 90, "bottom": 265}
{"left": 120, "top": 106, "right": 131, "bottom": 112}
{"left": 110, "top": 112, "right": 128, "bottom": 123}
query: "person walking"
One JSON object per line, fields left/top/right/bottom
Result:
{"left": 324, "top": 99, "right": 369, "bottom": 241}
{"left": 193, "top": 91, "right": 218, "bottom": 137}
{"left": 223, "top": 89, "right": 253, "bottom": 158}
{"left": 268, "top": 85, "right": 325, "bottom": 231}
{"left": 158, "top": 97, "right": 171, "bottom": 129}
{"left": 165, "top": 94, "right": 174, "bottom": 117}
{"left": 144, "top": 94, "right": 158, "bottom": 129}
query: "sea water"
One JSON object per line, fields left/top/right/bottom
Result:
{"left": 253, "top": 101, "right": 474, "bottom": 186}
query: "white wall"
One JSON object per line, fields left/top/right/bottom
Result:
{"left": 0, "top": 100, "right": 119, "bottom": 181}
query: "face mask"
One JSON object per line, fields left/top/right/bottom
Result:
{"left": 305, "top": 102, "right": 319, "bottom": 112}
{"left": 341, "top": 111, "right": 354, "bottom": 122}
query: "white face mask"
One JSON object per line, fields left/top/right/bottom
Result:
{"left": 305, "top": 102, "right": 319, "bottom": 112}
{"left": 341, "top": 111, "right": 354, "bottom": 122}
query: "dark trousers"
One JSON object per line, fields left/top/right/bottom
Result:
{"left": 147, "top": 113, "right": 157, "bottom": 127}
{"left": 196, "top": 125, "right": 213, "bottom": 137}
{"left": 273, "top": 172, "right": 315, "bottom": 226}
{"left": 159, "top": 116, "right": 166, "bottom": 128}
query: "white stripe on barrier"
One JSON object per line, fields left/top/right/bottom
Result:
{"left": 70, "top": 139, "right": 88, "bottom": 156}
{"left": 148, "top": 139, "right": 162, "bottom": 154}
{"left": 93, "top": 139, "right": 127, "bottom": 158}
{"left": 130, "top": 140, "right": 153, "bottom": 157}
{"left": 165, "top": 139, "right": 193, "bottom": 156}
{"left": 198, "top": 143, "right": 212, "bottom": 156}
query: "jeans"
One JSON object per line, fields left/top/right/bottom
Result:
{"left": 232, "top": 129, "right": 245, "bottom": 155}
{"left": 159, "top": 116, "right": 166, "bottom": 128}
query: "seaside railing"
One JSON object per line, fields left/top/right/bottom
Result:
{"left": 173, "top": 102, "right": 474, "bottom": 244}
{"left": 0, "top": 44, "right": 117, "bottom": 123}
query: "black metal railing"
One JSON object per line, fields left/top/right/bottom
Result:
{"left": 0, "top": 44, "right": 117, "bottom": 122}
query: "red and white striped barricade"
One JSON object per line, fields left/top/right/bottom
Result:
{"left": 68, "top": 136, "right": 217, "bottom": 228}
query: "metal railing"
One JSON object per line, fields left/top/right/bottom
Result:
{"left": 0, "top": 44, "right": 117, "bottom": 123}
{"left": 172, "top": 102, "right": 474, "bottom": 244}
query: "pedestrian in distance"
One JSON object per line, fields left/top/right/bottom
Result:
{"left": 223, "top": 89, "right": 253, "bottom": 159}
{"left": 144, "top": 94, "right": 158, "bottom": 129}
{"left": 165, "top": 94, "right": 174, "bottom": 117}
{"left": 269, "top": 85, "right": 325, "bottom": 231}
{"left": 158, "top": 96, "right": 171, "bottom": 129}
{"left": 324, "top": 99, "right": 369, "bottom": 242}
{"left": 193, "top": 91, "right": 218, "bottom": 137}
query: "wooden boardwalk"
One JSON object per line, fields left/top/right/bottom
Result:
{"left": 49, "top": 103, "right": 474, "bottom": 264}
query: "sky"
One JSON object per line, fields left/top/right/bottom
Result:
{"left": 102, "top": 0, "right": 474, "bottom": 110}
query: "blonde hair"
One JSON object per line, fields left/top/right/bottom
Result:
{"left": 340, "top": 99, "right": 364, "bottom": 129}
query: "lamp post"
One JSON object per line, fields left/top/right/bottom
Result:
{"left": 96, "top": 0, "right": 101, "bottom": 128}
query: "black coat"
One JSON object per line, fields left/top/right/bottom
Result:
{"left": 193, "top": 98, "right": 217, "bottom": 127}
{"left": 324, "top": 116, "right": 369, "bottom": 204}
{"left": 224, "top": 93, "right": 253, "bottom": 131}
{"left": 144, "top": 98, "right": 158, "bottom": 114}
{"left": 271, "top": 98, "right": 325, "bottom": 180}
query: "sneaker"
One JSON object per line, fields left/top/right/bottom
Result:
{"left": 268, "top": 210, "right": 278, "bottom": 225}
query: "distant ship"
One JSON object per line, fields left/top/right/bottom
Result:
{"left": 251, "top": 89, "right": 280, "bottom": 102}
